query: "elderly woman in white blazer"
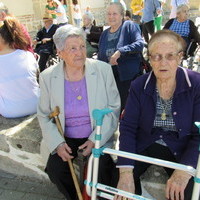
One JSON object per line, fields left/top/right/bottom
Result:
{"left": 37, "top": 25, "right": 120, "bottom": 200}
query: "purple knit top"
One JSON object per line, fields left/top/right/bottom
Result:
{"left": 64, "top": 77, "right": 92, "bottom": 138}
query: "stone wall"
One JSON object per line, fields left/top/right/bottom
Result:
{"left": 3, "top": 0, "right": 199, "bottom": 37}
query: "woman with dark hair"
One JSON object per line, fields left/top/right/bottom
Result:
{"left": 0, "top": 16, "right": 39, "bottom": 118}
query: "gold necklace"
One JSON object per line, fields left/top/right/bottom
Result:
{"left": 65, "top": 67, "right": 84, "bottom": 101}
{"left": 159, "top": 96, "right": 172, "bottom": 121}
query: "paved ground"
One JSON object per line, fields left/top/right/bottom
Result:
{"left": 0, "top": 169, "right": 65, "bottom": 200}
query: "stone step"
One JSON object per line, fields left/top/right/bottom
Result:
{"left": 0, "top": 115, "right": 168, "bottom": 199}
{"left": 0, "top": 115, "right": 47, "bottom": 181}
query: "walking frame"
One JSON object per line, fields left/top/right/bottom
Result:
{"left": 85, "top": 108, "right": 200, "bottom": 200}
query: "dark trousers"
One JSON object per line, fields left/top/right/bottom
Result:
{"left": 113, "top": 143, "right": 194, "bottom": 199}
{"left": 46, "top": 137, "right": 115, "bottom": 199}
{"left": 142, "top": 20, "right": 155, "bottom": 43}
{"left": 112, "top": 66, "right": 138, "bottom": 112}
{"left": 38, "top": 52, "right": 50, "bottom": 72}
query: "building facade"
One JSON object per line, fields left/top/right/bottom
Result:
{"left": 1, "top": 0, "right": 200, "bottom": 36}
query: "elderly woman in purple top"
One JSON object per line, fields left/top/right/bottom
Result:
{"left": 114, "top": 30, "right": 200, "bottom": 200}
{"left": 37, "top": 25, "right": 120, "bottom": 200}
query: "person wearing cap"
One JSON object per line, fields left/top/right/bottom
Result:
{"left": 34, "top": 14, "right": 58, "bottom": 72}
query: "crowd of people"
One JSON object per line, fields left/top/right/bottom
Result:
{"left": 1, "top": 1, "right": 200, "bottom": 200}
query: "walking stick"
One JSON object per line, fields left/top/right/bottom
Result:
{"left": 49, "top": 106, "right": 83, "bottom": 200}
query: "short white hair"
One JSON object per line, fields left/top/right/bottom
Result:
{"left": 82, "top": 13, "right": 94, "bottom": 22}
{"left": 177, "top": 4, "right": 189, "bottom": 14}
{"left": 53, "top": 25, "right": 86, "bottom": 51}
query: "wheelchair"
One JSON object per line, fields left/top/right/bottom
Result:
{"left": 46, "top": 49, "right": 60, "bottom": 68}
{"left": 182, "top": 40, "right": 200, "bottom": 71}
{"left": 35, "top": 43, "right": 60, "bottom": 72}
{"left": 181, "top": 39, "right": 200, "bottom": 71}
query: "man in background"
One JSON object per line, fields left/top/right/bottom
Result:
{"left": 34, "top": 14, "right": 58, "bottom": 72}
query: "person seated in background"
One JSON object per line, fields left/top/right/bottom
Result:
{"left": 0, "top": 17, "right": 40, "bottom": 118}
{"left": 84, "top": 6, "right": 96, "bottom": 26}
{"left": 82, "top": 13, "right": 103, "bottom": 58}
{"left": 114, "top": 30, "right": 200, "bottom": 200}
{"left": 45, "top": 0, "right": 57, "bottom": 24}
{"left": 37, "top": 25, "right": 120, "bottom": 200}
{"left": 169, "top": 0, "right": 189, "bottom": 19}
{"left": 0, "top": 1, "right": 33, "bottom": 53}
{"left": 34, "top": 14, "right": 58, "bottom": 72}
{"left": 164, "top": 4, "right": 200, "bottom": 57}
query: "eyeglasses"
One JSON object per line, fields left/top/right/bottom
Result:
{"left": 148, "top": 51, "right": 182, "bottom": 62}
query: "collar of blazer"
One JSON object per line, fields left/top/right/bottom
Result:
{"left": 50, "top": 58, "right": 98, "bottom": 130}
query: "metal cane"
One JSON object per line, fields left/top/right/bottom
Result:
{"left": 49, "top": 106, "right": 83, "bottom": 200}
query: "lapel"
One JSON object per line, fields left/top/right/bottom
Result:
{"left": 85, "top": 59, "right": 97, "bottom": 128}
{"left": 51, "top": 61, "right": 65, "bottom": 130}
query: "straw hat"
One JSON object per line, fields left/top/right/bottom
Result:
{"left": 43, "top": 13, "right": 53, "bottom": 20}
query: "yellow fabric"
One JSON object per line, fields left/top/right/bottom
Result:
{"left": 130, "top": 0, "right": 143, "bottom": 16}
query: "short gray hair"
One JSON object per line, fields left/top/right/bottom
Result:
{"left": 177, "top": 4, "right": 189, "bottom": 14}
{"left": 82, "top": 13, "right": 94, "bottom": 22}
{"left": 148, "top": 30, "right": 186, "bottom": 55}
{"left": 107, "top": 2, "right": 125, "bottom": 17}
{"left": 53, "top": 25, "right": 86, "bottom": 51}
{"left": 0, "top": 2, "right": 8, "bottom": 14}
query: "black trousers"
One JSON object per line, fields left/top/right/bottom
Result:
{"left": 113, "top": 143, "right": 194, "bottom": 200}
{"left": 38, "top": 52, "right": 50, "bottom": 72}
{"left": 112, "top": 66, "right": 139, "bottom": 112}
{"left": 142, "top": 20, "right": 155, "bottom": 43}
{"left": 46, "top": 137, "right": 115, "bottom": 200}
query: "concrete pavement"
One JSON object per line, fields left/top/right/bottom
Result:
{"left": 0, "top": 169, "right": 65, "bottom": 200}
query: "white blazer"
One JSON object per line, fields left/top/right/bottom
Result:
{"left": 37, "top": 58, "right": 121, "bottom": 165}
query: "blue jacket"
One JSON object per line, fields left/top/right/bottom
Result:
{"left": 98, "top": 20, "right": 144, "bottom": 81}
{"left": 118, "top": 67, "right": 200, "bottom": 168}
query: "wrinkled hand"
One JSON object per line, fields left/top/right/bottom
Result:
{"left": 78, "top": 140, "right": 94, "bottom": 156}
{"left": 42, "top": 38, "right": 51, "bottom": 44}
{"left": 56, "top": 143, "right": 73, "bottom": 162}
{"left": 156, "top": 9, "right": 162, "bottom": 15}
{"left": 109, "top": 50, "right": 121, "bottom": 66}
{"left": 166, "top": 170, "right": 192, "bottom": 200}
{"left": 114, "top": 169, "right": 135, "bottom": 200}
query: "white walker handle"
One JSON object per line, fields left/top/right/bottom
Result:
{"left": 90, "top": 109, "right": 113, "bottom": 200}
